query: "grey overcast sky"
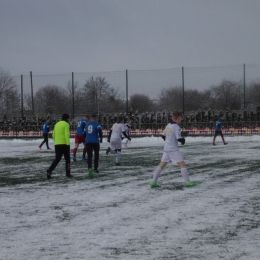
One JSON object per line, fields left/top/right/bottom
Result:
{"left": 1, "top": 0, "right": 260, "bottom": 76}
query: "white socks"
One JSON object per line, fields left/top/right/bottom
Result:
{"left": 116, "top": 151, "right": 121, "bottom": 163}
{"left": 181, "top": 168, "right": 190, "bottom": 182}
{"left": 152, "top": 166, "right": 163, "bottom": 182}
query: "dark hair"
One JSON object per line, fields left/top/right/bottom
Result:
{"left": 46, "top": 116, "right": 50, "bottom": 120}
{"left": 62, "top": 113, "right": 70, "bottom": 120}
{"left": 85, "top": 115, "right": 90, "bottom": 120}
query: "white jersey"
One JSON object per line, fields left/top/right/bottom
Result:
{"left": 111, "top": 123, "right": 125, "bottom": 140}
{"left": 124, "top": 123, "right": 132, "bottom": 135}
{"left": 163, "top": 122, "right": 182, "bottom": 152}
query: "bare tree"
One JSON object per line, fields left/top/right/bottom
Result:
{"left": 0, "top": 67, "right": 20, "bottom": 116}
{"left": 158, "top": 86, "right": 183, "bottom": 112}
{"left": 34, "top": 84, "right": 70, "bottom": 115}
{"left": 210, "top": 80, "right": 242, "bottom": 110}
{"left": 129, "top": 94, "right": 155, "bottom": 112}
{"left": 246, "top": 80, "right": 260, "bottom": 109}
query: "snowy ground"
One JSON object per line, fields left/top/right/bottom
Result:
{"left": 0, "top": 136, "right": 260, "bottom": 260}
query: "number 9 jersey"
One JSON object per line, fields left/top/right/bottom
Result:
{"left": 85, "top": 121, "right": 102, "bottom": 143}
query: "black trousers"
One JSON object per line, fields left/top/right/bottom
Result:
{"left": 40, "top": 133, "right": 49, "bottom": 148}
{"left": 49, "top": 145, "right": 70, "bottom": 175}
{"left": 86, "top": 143, "right": 100, "bottom": 170}
{"left": 214, "top": 130, "right": 223, "bottom": 138}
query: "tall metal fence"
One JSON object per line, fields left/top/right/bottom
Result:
{"left": 11, "top": 63, "right": 260, "bottom": 118}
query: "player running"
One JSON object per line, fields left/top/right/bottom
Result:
{"left": 72, "top": 115, "right": 89, "bottom": 162}
{"left": 150, "top": 111, "right": 196, "bottom": 188}
{"left": 39, "top": 117, "right": 51, "bottom": 150}
{"left": 85, "top": 114, "right": 103, "bottom": 177}
{"left": 213, "top": 115, "right": 228, "bottom": 145}
{"left": 106, "top": 116, "right": 131, "bottom": 165}
{"left": 122, "top": 118, "right": 133, "bottom": 147}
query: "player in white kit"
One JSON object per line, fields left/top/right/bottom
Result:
{"left": 106, "top": 116, "right": 131, "bottom": 165}
{"left": 150, "top": 111, "right": 196, "bottom": 188}
{"left": 122, "top": 118, "right": 133, "bottom": 147}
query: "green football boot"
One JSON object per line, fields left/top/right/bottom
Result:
{"left": 150, "top": 182, "right": 161, "bottom": 188}
{"left": 186, "top": 181, "right": 197, "bottom": 187}
{"left": 88, "top": 169, "right": 93, "bottom": 178}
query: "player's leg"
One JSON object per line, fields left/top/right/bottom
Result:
{"left": 93, "top": 143, "right": 100, "bottom": 172}
{"left": 82, "top": 143, "right": 87, "bottom": 160}
{"left": 44, "top": 134, "right": 50, "bottom": 149}
{"left": 47, "top": 145, "right": 63, "bottom": 178}
{"left": 177, "top": 160, "right": 196, "bottom": 187}
{"left": 115, "top": 139, "right": 122, "bottom": 165}
{"left": 39, "top": 135, "right": 45, "bottom": 149}
{"left": 73, "top": 136, "right": 80, "bottom": 161}
{"left": 63, "top": 145, "right": 72, "bottom": 177}
{"left": 213, "top": 131, "right": 217, "bottom": 145}
{"left": 86, "top": 144, "right": 94, "bottom": 177}
{"left": 220, "top": 131, "right": 228, "bottom": 145}
{"left": 151, "top": 152, "right": 169, "bottom": 187}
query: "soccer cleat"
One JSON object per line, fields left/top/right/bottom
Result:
{"left": 47, "top": 148, "right": 52, "bottom": 150}
{"left": 88, "top": 168, "right": 93, "bottom": 178}
{"left": 94, "top": 169, "right": 99, "bottom": 173}
{"left": 66, "top": 173, "right": 73, "bottom": 178}
{"left": 213, "top": 143, "right": 216, "bottom": 146}
{"left": 82, "top": 156, "right": 87, "bottom": 161}
{"left": 39, "top": 146, "right": 42, "bottom": 150}
{"left": 186, "top": 181, "right": 197, "bottom": 187}
{"left": 150, "top": 182, "right": 161, "bottom": 188}
{"left": 114, "top": 162, "right": 121, "bottom": 166}
{"left": 224, "top": 142, "right": 228, "bottom": 145}
{"left": 106, "top": 147, "right": 111, "bottom": 155}
{"left": 73, "top": 156, "right": 76, "bottom": 162}
{"left": 47, "top": 169, "right": 51, "bottom": 179}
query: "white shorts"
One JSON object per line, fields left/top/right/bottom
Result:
{"left": 111, "top": 138, "right": 122, "bottom": 150}
{"left": 161, "top": 150, "right": 184, "bottom": 165}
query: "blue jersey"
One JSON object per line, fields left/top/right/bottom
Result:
{"left": 42, "top": 122, "right": 50, "bottom": 134}
{"left": 76, "top": 119, "right": 87, "bottom": 135}
{"left": 85, "top": 121, "right": 102, "bottom": 143}
{"left": 215, "top": 119, "right": 223, "bottom": 131}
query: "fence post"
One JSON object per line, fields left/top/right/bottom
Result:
{"left": 30, "top": 71, "right": 34, "bottom": 116}
{"left": 243, "top": 64, "right": 246, "bottom": 109}
{"left": 72, "top": 72, "right": 74, "bottom": 119}
{"left": 21, "top": 75, "right": 23, "bottom": 118}
{"left": 182, "top": 67, "right": 185, "bottom": 115}
{"left": 126, "top": 69, "right": 128, "bottom": 114}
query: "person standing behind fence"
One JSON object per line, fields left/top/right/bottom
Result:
{"left": 39, "top": 117, "right": 51, "bottom": 150}
{"left": 46, "top": 113, "right": 73, "bottom": 179}
{"left": 85, "top": 114, "right": 103, "bottom": 177}
{"left": 72, "top": 115, "right": 89, "bottom": 162}
{"left": 213, "top": 115, "right": 228, "bottom": 146}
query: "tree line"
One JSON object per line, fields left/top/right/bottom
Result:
{"left": 1, "top": 66, "right": 260, "bottom": 117}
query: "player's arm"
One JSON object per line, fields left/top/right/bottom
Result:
{"left": 161, "top": 126, "right": 166, "bottom": 141}
{"left": 122, "top": 130, "right": 131, "bottom": 141}
{"left": 176, "top": 127, "right": 185, "bottom": 145}
{"left": 161, "top": 135, "right": 165, "bottom": 141}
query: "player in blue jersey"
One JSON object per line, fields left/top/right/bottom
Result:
{"left": 213, "top": 115, "right": 228, "bottom": 145}
{"left": 85, "top": 114, "right": 103, "bottom": 177}
{"left": 39, "top": 117, "right": 51, "bottom": 150}
{"left": 72, "top": 115, "right": 89, "bottom": 161}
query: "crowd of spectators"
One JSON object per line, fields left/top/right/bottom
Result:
{"left": 1, "top": 107, "right": 260, "bottom": 132}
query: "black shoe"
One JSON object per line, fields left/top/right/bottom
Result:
{"left": 213, "top": 143, "right": 216, "bottom": 146}
{"left": 47, "top": 169, "right": 51, "bottom": 179}
{"left": 224, "top": 142, "right": 228, "bottom": 145}
{"left": 94, "top": 169, "right": 99, "bottom": 173}
{"left": 66, "top": 173, "right": 73, "bottom": 178}
{"left": 114, "top": 162, "right": 121, "bottom": 166}
{"left": 106, "top": 147, "right": 111, "bottom": 155}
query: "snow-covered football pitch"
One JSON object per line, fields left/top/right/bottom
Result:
{"left": 0, "top": 136, "right": 259, "bottom": 260}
